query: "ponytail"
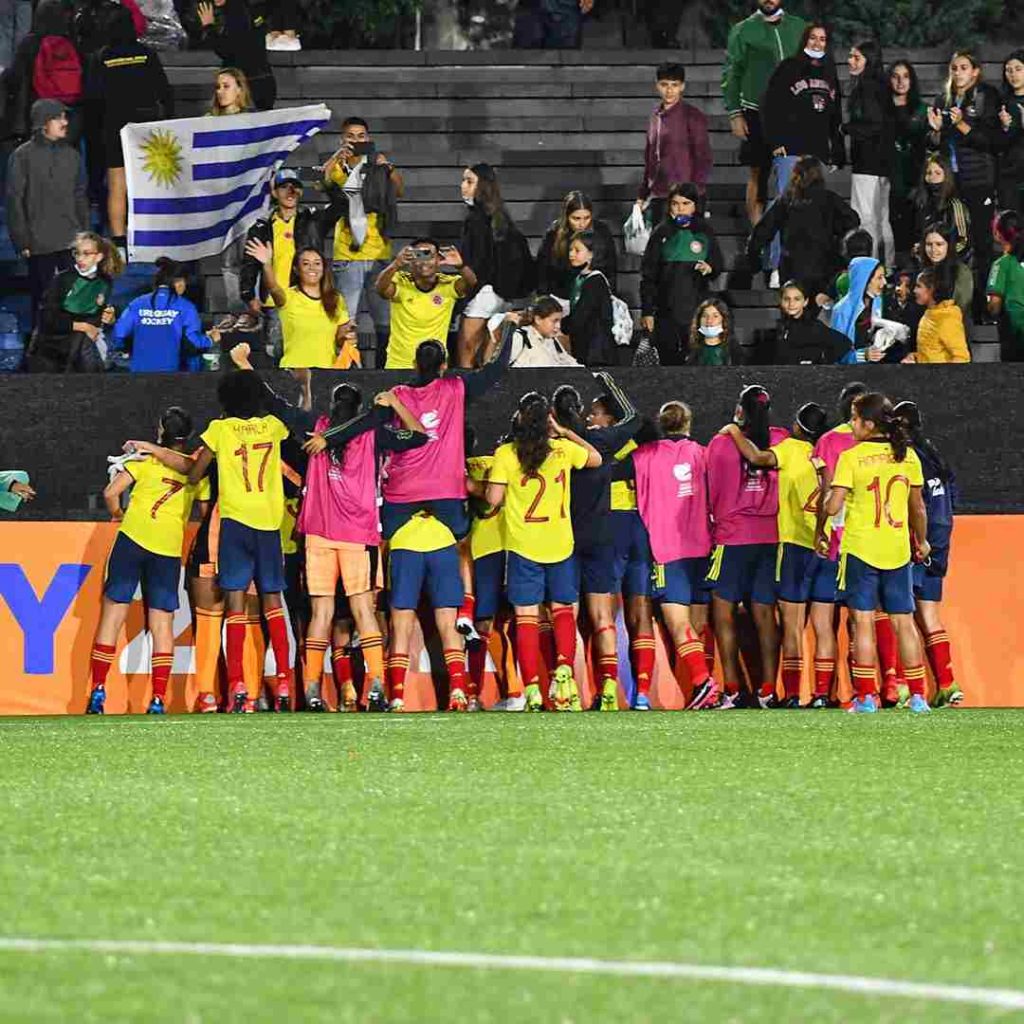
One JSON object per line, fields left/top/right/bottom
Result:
{"left": 738, "top": 384, "right": 771, "bottom": 451}
{"left": 513, "top": 392, "right": 552, "bottom": 475}
{"left": 893, "top": 400, "right": 952, "bottom": 480}
{"left": 854, "top": 392, "right": 908, "bottom": 462}
{"left": 74, "top": 231, "right": 124, "bottom": 279}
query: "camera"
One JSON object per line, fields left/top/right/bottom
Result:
{"left": 352, "top": 141, "right": 376, "bottom": 157}
{"left": 412, "top": 246, "right": 436, "bottom": 261}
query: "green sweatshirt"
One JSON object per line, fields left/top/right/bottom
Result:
{"left": 722, "top": 11, "right": 808, "bottom": 116}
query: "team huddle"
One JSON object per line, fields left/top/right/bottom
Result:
{"left": 82, "top": 331, "right": 961, "bottom": 716}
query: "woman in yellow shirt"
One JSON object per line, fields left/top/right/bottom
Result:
{"left": 244, "top": 239, "right": 358, "bottom": 369}
{"left": 904, "top": 268, "right": 971, "bottom": 364}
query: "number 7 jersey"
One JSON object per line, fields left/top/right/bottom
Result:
{"left": 119, "top": 455, "right": 202, "bottom": 558}
{"left": 490, "top": 438, "right": 589, "bottom": 564}
{"left": 200, "top": 415, "right": 289, "bottom": 532}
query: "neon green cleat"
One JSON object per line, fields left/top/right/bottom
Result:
{"left": 894, "top": 683, "right": 911, "bottom": 709}
{"left": 933, "top": 684, "right": 964, "bottom": 708}
{"left": 524, "top": 684, "right": 543, "bottom": 712}
{"left": 552, "top": 664, "right": 573, "bottom": 711}
{"left": 599, "top": 677, "right": 619, "bottom": 712}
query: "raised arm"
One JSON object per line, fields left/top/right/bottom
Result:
{"left": 188, "top": 446, "right": 214, "bottom": 486}
{"left": 721, "top": 422, "right": 777, "bottom": 469}
{"left": 460, "top": 325, "right": 513, "bottom": 403}
{"left": 551, "top": 415, "right": 602, "bottom": 469}
{"left": 229, "top": 344, "right": 317, "bottom": 436}
{"left": 375, "top": 389, "right": 425, "bottom": 435}
{"left": 120, "top": 441, "right": 193, "bottom": 476}
{"left": 244, "top": 239, "right": 286, "bottom": 308}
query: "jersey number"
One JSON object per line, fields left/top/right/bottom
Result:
{"left": 522, "top": 469, "right": 568, "bottom": 523}
{"left": 867, "top": 475, "right": 910, "bottom": 528}
{"left": 233, "top": 442, "right": 274, "bottom": 493}
{"left": 150, "top": 478, "right": 185, "bottom": 519}
{"left": 801, "top": 485, "right": 821, "bottom": 514}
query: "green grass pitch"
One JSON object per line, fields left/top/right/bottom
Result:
{"left": 0, "top": 710, "right": 1021, "bottom": 1022}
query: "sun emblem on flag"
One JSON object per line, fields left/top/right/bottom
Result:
{"left": 140, "top": 129, "right": 184, "bottom": 188}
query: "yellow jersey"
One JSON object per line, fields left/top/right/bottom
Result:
{"left": 772, "top": 436, "right": 822, "bottom": 549}
{"left": 280, "top": 495, "right": 300, "bottom": 556}
{"left": 391, "top": 511, "right": 457, "bottom": 553}
{"left": 832, "top": 441, "right": 924, "bottom": 570}
{"left": 201, "top": 416, "right": 289, "bottom": 532}
{"left": 265, "top": 215, "right": 296, "bottom": 308}
{"left": 278, "top": 288, "right": 349, "bottom": 369}
{"left": 467, "top": 455, "right": 505, "bottom": 559}
{"left": 385, "top": 272, "right": 461, "bottom": 370}
{"left": 610, "top": 439, "right": 638, "bottom": 512}
{"left": 328, "top": 163, "right": 392, "bottom": 262}
{"left": 119, "top": 456, "right": 199, "bottom": 558}
{"left": 490, "top": 438, "right": 589, "bottom": 564}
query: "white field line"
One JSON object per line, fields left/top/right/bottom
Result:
{"left": 0, "top": 939, "right": 1021, "bottom": 1010}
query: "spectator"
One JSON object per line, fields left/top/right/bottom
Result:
{"left": 845, "top": 39, "right": 896, "bottom": 269}
{"left": 5, "top": 99, "right": 88, "bottom": 329}
{"left": 889, "top": 60, "right": 931, "bottom": 263}
{"left": 244, "top": 238, "right": 359, "bottom": 369}
{"left": 197, "top": 0, "right": 276, "bottom": 111}
{"left": 883, "top": 267, "right": 925, "bottom": 358}
{"left": 640, "top": 183, "right": 722, "bottom": 367}
{"left": 240, "top": 168, "right": 323, "bottom": 358}
{"left": 74, "top": 0, "right": 148, "bottom": 58}
{"left": 721, "top": 0, "right": 807, "bottom": 226}
{"left": 918, "top": 222, "right": 973, "bottom": 322}
{"left": 488, "top": 298, "right": 580, "bottom": 368}
{"left": 998, "top": 51, "right": 1024, "bottom": 214}
{"left": 264, "top": 0, "right": 301, "bottom": 49}
{"left": 512, "top": 0, "right": 593, "bottom": 49}
{"left": 321, "top": 117, "right": 403, "bottom": 369}
{"left": 905, "top": 267, "right": 970, "bottom": 363}
{"left": 987, "top": 209, "right": 1024, "bottom": 362}
{"left": 26, "top": 230, "right": 123, "bottom": 372}
{"left": 772, "top": 279, "right": 848, "bottom": 364}
{"left": 747, "top": 156, "right": 859, "bottom": 302}
{"left": 84, "top": 4, "right": 172, "bottom": 251}
{"left": 910, "top": 154, "right": 971, "bottom": 260}
{"left": 375, "top": 240, "right": 477, "bottom": 371}
{"left": 927, "top": 51, "right": 1003, "bottom": 319}
{"left": 688, "top": 298, "right": 738, "bottom": 366}
{"left": 111, "top": 258, "right": 220, "bottom": 371}
{"left": 0, "top": 472, "right": 36, "bottom": 512}
{"left": 562, "top": 229, "right": 613, "bottom": 366}
{"left": 537, "top": 191, "right": 617, "bottom": 299}
{"left": 457, "top": 163, "right": 531, "bottom": 368}
{"left": 635, "top": 62, "right": 712, "bottom": 227}
{"left": 826, "top": 227, "right": 875, "bottom": 304}
{"left": 829, "top": 255, "right": 885, "bottom": 362}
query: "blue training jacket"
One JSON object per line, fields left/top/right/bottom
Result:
{"left": 111, "top": 287, "right": 211, "bottom": 372}
{"left": 916, "top": 443, "right": 956, "bottom": 577}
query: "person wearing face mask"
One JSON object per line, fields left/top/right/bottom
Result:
{"left": 687, "top": 298, "right": 739, "bottom": 366}
{"left": 917, "top": 223, "right": 973, "bottom": 322}
{"left": 910, "top": 154, "right": 971, "bottom": 261}
{"left": 997, "top": 50, "right": 1024, "bottom": 214}
{"left": 26, "top": 230, "right": 123, "bottom": 372}
{"left": 771, "top": 280, "right": 848, "bottom": 364}
{"left": 828, "top": 255, "right": 886, "bottom": 362}
{"left": 537, "top": 191, "right": 617, "bottom": 299}
{"left": 888, "top": 60, "right": 930, "bottom": 264}
{"left": 639, "top": 182, "right": 723, "bottom": 366}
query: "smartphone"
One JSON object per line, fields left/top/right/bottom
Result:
{"left": 412, "top": 246, "right": 435, "bottom": 261}
{"left": 352, "top": 141, "right": 376, "bottom": 157}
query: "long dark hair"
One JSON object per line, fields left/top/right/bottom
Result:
{"left": 994, "top": 208, "right": 1024, "bottom": 260}
{"left": 784, "top": 156, "right": 825, "bottom": 203}
{"left": 853, "top": 392, "right": 909, "bottom": 462}
{"left": 893, "top": 400, "right": 952, "bottom": 481}
{"left": 1003, "top": 50, "right": 1024, "bottom": 99}
{"left": 664, "top": 182, "right": 704, "bottom": 222}
{"left": 151, "top": 257, "right": 188, "bottom": 305}
{"left": 920, "top": 220, "right": 959, "bottom": 270}
{"left": 794, "top": 402, "right": 827, "bottom": 442}
{"left": 836, "top": 381, "right": 867, "bottom": 423}
{"left": 289, "top": 247, "right": 340, "bottom": 320}
{"left": 552, "top": 191, "right": 593, "bottom": 261}
{"left": 944, "top": 50, "right": 983, "bottom": 105}
{"left": 688, "top": 298, "right": 732, "bottom": 355}
{"left": 414, "top": 339, "right": 446, "bottom": 382}
{"left": 914, "top": 152, "right": 958, "bottom": 212}
{"left": 513, "top": 392, "right": 551, "bottom": 475}
{"left": 469, "top": 162, "right": 510, "bottom": 240}
{"left": 798, "top": 22, "right": 829, "bottom": 55}
{"left": 852, "top": 38, "right": 887, "bottom": 86}
{"left": 888, "top": 59, "right": 922, "bottom": 109}
{"left": 737, "top": 384, "right": 771, "bottom": 452}
{"left": 552, "top": 384, "right": 585, "bottom": 435}
{"left": 159, "top": 406, "right": 193, "bottom": 449}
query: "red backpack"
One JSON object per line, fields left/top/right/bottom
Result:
{"left": 32, "top": 35, "right": 83, "bottom": 105}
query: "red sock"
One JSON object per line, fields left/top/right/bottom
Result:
{"left": 551, "top": 606, "right": 576, "bottom": 667}
{"left": 225, "top": 613, "right": 247, "bottom": 693}
{"left": 851, "top": 662, "right": 876, "bottom": 699}
{"left": 386, "top": 653, "right": 409, "bottom": 701}
{"left": 467, "top": 627, "right": 490, "bottom": 698}
{"left": 675, "top": 630, "right": 709, "bottom": 689}
{"left": 265, "top": 606, "right": 292, "bottom": 696}
{"left": 701, "top": 624, "right": 716, "bottom": 674}
{"left": 90, "top": 642, "right": 115, "bottom": 689}
{"left": 595, "top": 625, "right": 618, "bottom": 683}
{"left": 724, "top": 680, "right": 740, "bottom": 695}
{"left": 924, "top": 630, "right": 954, "bottom": 690}
{"left": 458, "top": 593, "right": 476, "bottom": 623}
{"left": 516, "top": 614, "right": 541, "bottom": 688}
{"left": 905, "top": 663, "right": 927, "bottom": 697}
{"left": 538, "top": 619, "right": 556, "bottom": 681}
{"left": 813, "top": 658, "right": 835, "bottom": 697}
{"left": 444, "top": 648, "right": 467, "bottom": 696}
{"left": 874, "top": 613, "right": 904, "bottom": 685}
{"left": 781, "top": 657, "right": 802, "bottom": 699}
{"left": 151, "top": 650, "right": 173, "bottom": 700}
{"left": 331, "top": 647, "right": 353, "bottom": 688}
{"left": 631, "top": 633, "right": 656, "bottom": 696}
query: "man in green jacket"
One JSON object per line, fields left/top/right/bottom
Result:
{"left": 721, "top": 0, "right": 807, "bottom": 225}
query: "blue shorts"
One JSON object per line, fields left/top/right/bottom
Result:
{"left": 389, "top": 544, "right": 464, "bottom": 610}
{"left": 839, "top": 553, "right": 914, "bottom": 614}
{"left": 382, "top": 499, "right": 469, "bottom": 542}
{"left": 775, "top": 543, "right": 838, "bottom": 604}
{"left": 506, "top": 551, "right": 578, "bottom": 607}
{"left": 473, "top": 550, "right": 506, "bottom": 620}
{"left": 610, "top": 511, "right": 652, "bottom": 597}
{"left": 104, "top": 533, "right": 181, "bottom": 612}
{"left": 218, "top": 518, "right": 285, "bottom": 594}
{"left": 912, "top": 563, "right": 944, "bottom": 602}
{"left": 706, "top": 543, "right": 777, "bottom": 605}
{"left": 653, "top": 556, "right": 711, "bottom": 606}
{"left": 577, "top": 543, "right": 617, "bottom": 596}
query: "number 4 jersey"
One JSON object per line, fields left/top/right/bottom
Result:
{"left": 201, "top": 416, "right": 289, "bottom": 532}
{"left": 119, "top": 455, "right": 202, "bottom": 558}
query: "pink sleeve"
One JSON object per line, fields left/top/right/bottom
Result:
{"left": 706, "top": 437, "right": 726, "bottom": 517}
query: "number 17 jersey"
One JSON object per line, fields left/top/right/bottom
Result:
{"left": 490, "top": 439, "right": 589, "bottom": 564}
{"left": 201, "top": 415, "right": 289, "bottom": 531}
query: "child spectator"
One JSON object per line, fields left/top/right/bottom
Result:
{"left": 5, "top": 100, "right": 88, "bottom": 328}
{"left": 635, "top": 62, "right": 713, "bottom": 226}
{"left": 772, "top": 280, "right": 848, "bottom": 365}
{"left": 489, "top": 298, "right": 580, "bottom": 368}
{"left": 987, "top": 209, "right": 1024, "bottom": 362}
{"left": 197, "top": 0, "right": 276, "bottom": 110}
{"left": 918, "top": 223, "right": 973, "bottom": 323}
{"left": 998, "top": 51, "right": 1024, "bottom": 213}
{"left": 688, "top": 298, "right": 738, "bottom": 366}
{"left": 889, "top": 60, "right": 930, "bottom": 262}
{"left": 906, "top": 267, "right": 970, "bottom": 363}
{"left": 821, "top": 227, "right": 874, "bottom": 306}
{"left": 910, "top": 154, "right": 971, "bottom": 260}
{"left": 883, "top": 268, "right": 925, "bottom": 359}
{"left": 640, "top": 182, "right": 723, "bottom": 366}
{"left": 536, "top": 191, "right": 617, "bottom": 299}
{"left": 562, "top": 229, "right": 613, "bottom": 366}
{"left": 829, "top": 255, "right": 885, "bottom": 362}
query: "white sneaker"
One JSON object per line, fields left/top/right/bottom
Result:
{"left": 456, "top": 615, "right": 483, "bottom": 648}
{"left": 490, "top": 694, "right": 526, "bottom": 712}
{"left": 768, "top": 270, "right": 781, "bottom": 289}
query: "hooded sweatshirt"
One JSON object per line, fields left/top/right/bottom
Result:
{"left": 640, "top": 216, "right": 724, "bottom": 322}
{"left": 846, "top": 71, "right": 895, "bottom": 177}
{"left": 829, "top": 256, "right": 882, "bottom": 361}
{"left": 915, "top": 301, "right": 970, "bottom": 363}
{"left": 760, "top": 52, "right": 844, "bottom": 165}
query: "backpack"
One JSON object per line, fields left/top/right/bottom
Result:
{"left": 631, "top": 333, "right": 660, "bottom": 367}
{"left": 32, "top": 35, "right": 83, "bottom": 105}
{"left": 510, "top": 326, "right": 580, "bottom": 368}
{"left": 493, "top": 222, "right": 537, "bottom": 300}
{"left": 584, "top": 270, "right": 634, "bottom": 347}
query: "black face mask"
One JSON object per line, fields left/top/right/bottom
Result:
{"left": 925, "top": 182, "right": 943, "bottom": 195}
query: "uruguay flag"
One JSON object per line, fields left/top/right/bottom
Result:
{"left": 121, "top": 104, "right": 331, "bottom": 262}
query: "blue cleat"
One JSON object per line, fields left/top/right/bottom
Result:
{"left": 908, "top": 694, "right": 931, "bottom": 714}
{"left": 633, "top": 692, "right": 651, "bottom": 711}
{"left": 146, "top": 696, "right": 166, "bottom": 715}
{"left": 86, "top": 687, "right": 106, "bottom": 715}
{"left": 848, "top": 694, "right": 878, "bottom": 714}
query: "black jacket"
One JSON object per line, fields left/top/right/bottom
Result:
{"left": 322, "top": 161, "right": 399, "bottom": 252}
{"left": 239, "top": 206, "right": 324, "bottom": 304}
{"left": 760, "top": 54, "right": 845, "bottom": 167}
{"left": 998, "top": 92, "right": 1024, "bottom": 199}
{"left": 29, "top": 267, "right": 112, "bottom": 371}
{"left": 846, "top": 72, "right": 895, "bottom": 177}
{"left": 199, "top": 0, "right": 275, "bottom": 102}
{"left": 536, "top": 218, "right": 617, "bottom": 297}
{"left": 459, "top": 202, "right": 497, "bottom": 294}
{"left": 930, "top": 83, "right": 1003, "bottom": 191}
{"left": 85, "top": 41, "right": 173, "bottom": 130}
{"left": 640, "top": 219, "right": 724, "bottom": 322}
{"left": 771, "top": 314, "right": 849, "bottom": 365}
{"left": 563, "top": 272, "right": 614, "bottom": 366}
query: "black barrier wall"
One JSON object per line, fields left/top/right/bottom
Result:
{"left": 1, "top": 366, "right": 1022, "bottom": 518}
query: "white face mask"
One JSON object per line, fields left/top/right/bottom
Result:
{"left": 77, "top": 262, "right": 99, "bottom": 278}
{"left": 699, "top": 324, "right": 723, "bottom": 338}
{"left": 804, "top": 47, "right": 826, "bottom": 60}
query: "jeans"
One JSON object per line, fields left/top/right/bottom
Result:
{"left": 767, "top": 154, "right": 799, "bottom": 272}
{"left": 221, "top": 237, "right": 246, "bottom": 311}
{"left": 262, "top": 306, "right": 283, "bottom": 362}
{"left": 332, "top": 258, "right": 391, "bottom": 367}
{"left": 850, "top": 174, "right": 895, "bottom": 268}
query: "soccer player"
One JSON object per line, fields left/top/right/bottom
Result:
{"left": 722, "top": 401, "right": 829, "bottom": 707}
{"left": 893, "top": 400, "right": 963, "bottom": 707}
{"left": 821, "top": 393, "right": 931, "bottom": 714}
{"left": 86, "top": 408, "right": 200, "bottom": 715}
{"left": 486, "top": 393, "right": 601, "bottom": 712}
{"left": 705, "top": 385, "right": 787, "bottom": 706}
{"left": 187, "top": 372, "right": 294, "bottom": 713}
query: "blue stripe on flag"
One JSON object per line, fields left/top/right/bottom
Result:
{"left": 132, "top": 181, "right": 255, "bottom": 215}
{"left": 133, "top": 185, "right": 269, "bottom": 247}
{"left": 192, "top": 118, "right": 327, "bottom": 149}
{"left": 192, "top": 149, "right": 291, "bottom": 181}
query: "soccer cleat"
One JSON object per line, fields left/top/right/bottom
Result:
{"left": 456, "top": 616, "right": 483, "bottom": 650}
{"left": 196, "top": 691, "right": 218, "bottom": 714}
{"left": 231, "top": 692, "right": 248, "bottom": 714}
{"left": 448, "top": 687, "right": 468, "bottom": 712}
{"left": 524, "top": 684, "right": 543, "bottom": 712}
{"left": 388, "top": 698, "right": 405, "bottom": 712}
{"left": 709, "top": 690, "right": 737, "bottom": 710}
{"left": 552, "top": 664, "right": 573, "bottom": 711}
{"left": 686, "top": 679, "right": 718, "bottom": 711}
{"left": 933, "top": 684, "right": 964, "bottom": 708}
{"left": 85, "top": 686, "right": 106, "bottom": 715}
{"left": 567, "top": 674, "right": 583, "bottom": 712}
{"left": 779, "top": 695, "right": 802, "bottom": 709}
{"left": 893, "top": 683, "right": 911, "bottom": 710}
{"left": 880, "top": 678, "right": 903, "bottom": 708}
{"left": 276, "top": 694, "right": 291, "bottom": 713}
{"left": 599, "top": 677, "right": 619, "bottom": 712}
{"left": 492, "top": 693, "right": 527, "bottom": 712}
{"left": 244, "top": 698, "right": 258, "bottom": 714}
{"left": 146, "top": 696, "right": 165, "bottom": 715}
{"left": 758, "top": 691, "right": 780, "bottom": 709}
{"left": 466, "top": 696, "right": 482, "bottom": 712}
{"left": 340, "top": 684, "right": 358, "bottom": 713}
{"left": 805, "top": 694, "right": 829, "bottom": 709}
{"left": 848, "top": 694, "right": 879, "bottom": 714}
{"left": 366, "top": 680, "right": 388, "bottom": 713}
{"left": 306, "top": 696, "right": 326, "bottom": 713}
{"left": 633, "top": 692, "right": 651, "bottom": 711}
{"left": 909, "top": 693, "right": 931, "bottom": 714}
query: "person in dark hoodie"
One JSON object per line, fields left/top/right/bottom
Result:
{"left": 998, "top": 51, "right": 1024, "bottom": 214}
{"left": 197, "top": 0, "right": 276, "bottom": 111}
{"left": 536, "top": 190, "right": 618, "bottom": 299}
{"left": 84, "top": 4, "right": 173, "bottom": 249}
{"left": 5, "top": 99, "right": 89, "bottom": 329}
{"left": 640, "top": 181, "right": 723, "bottom": 366}
{"left": 771, "top": 279, "right": 849, "bottom": 364}
{"left": 845, "top": 38, "right": 896, "bottom": 268}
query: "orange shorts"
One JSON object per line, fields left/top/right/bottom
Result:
{"left": 305, "top": 536, "right": 381, "bottom": 598}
